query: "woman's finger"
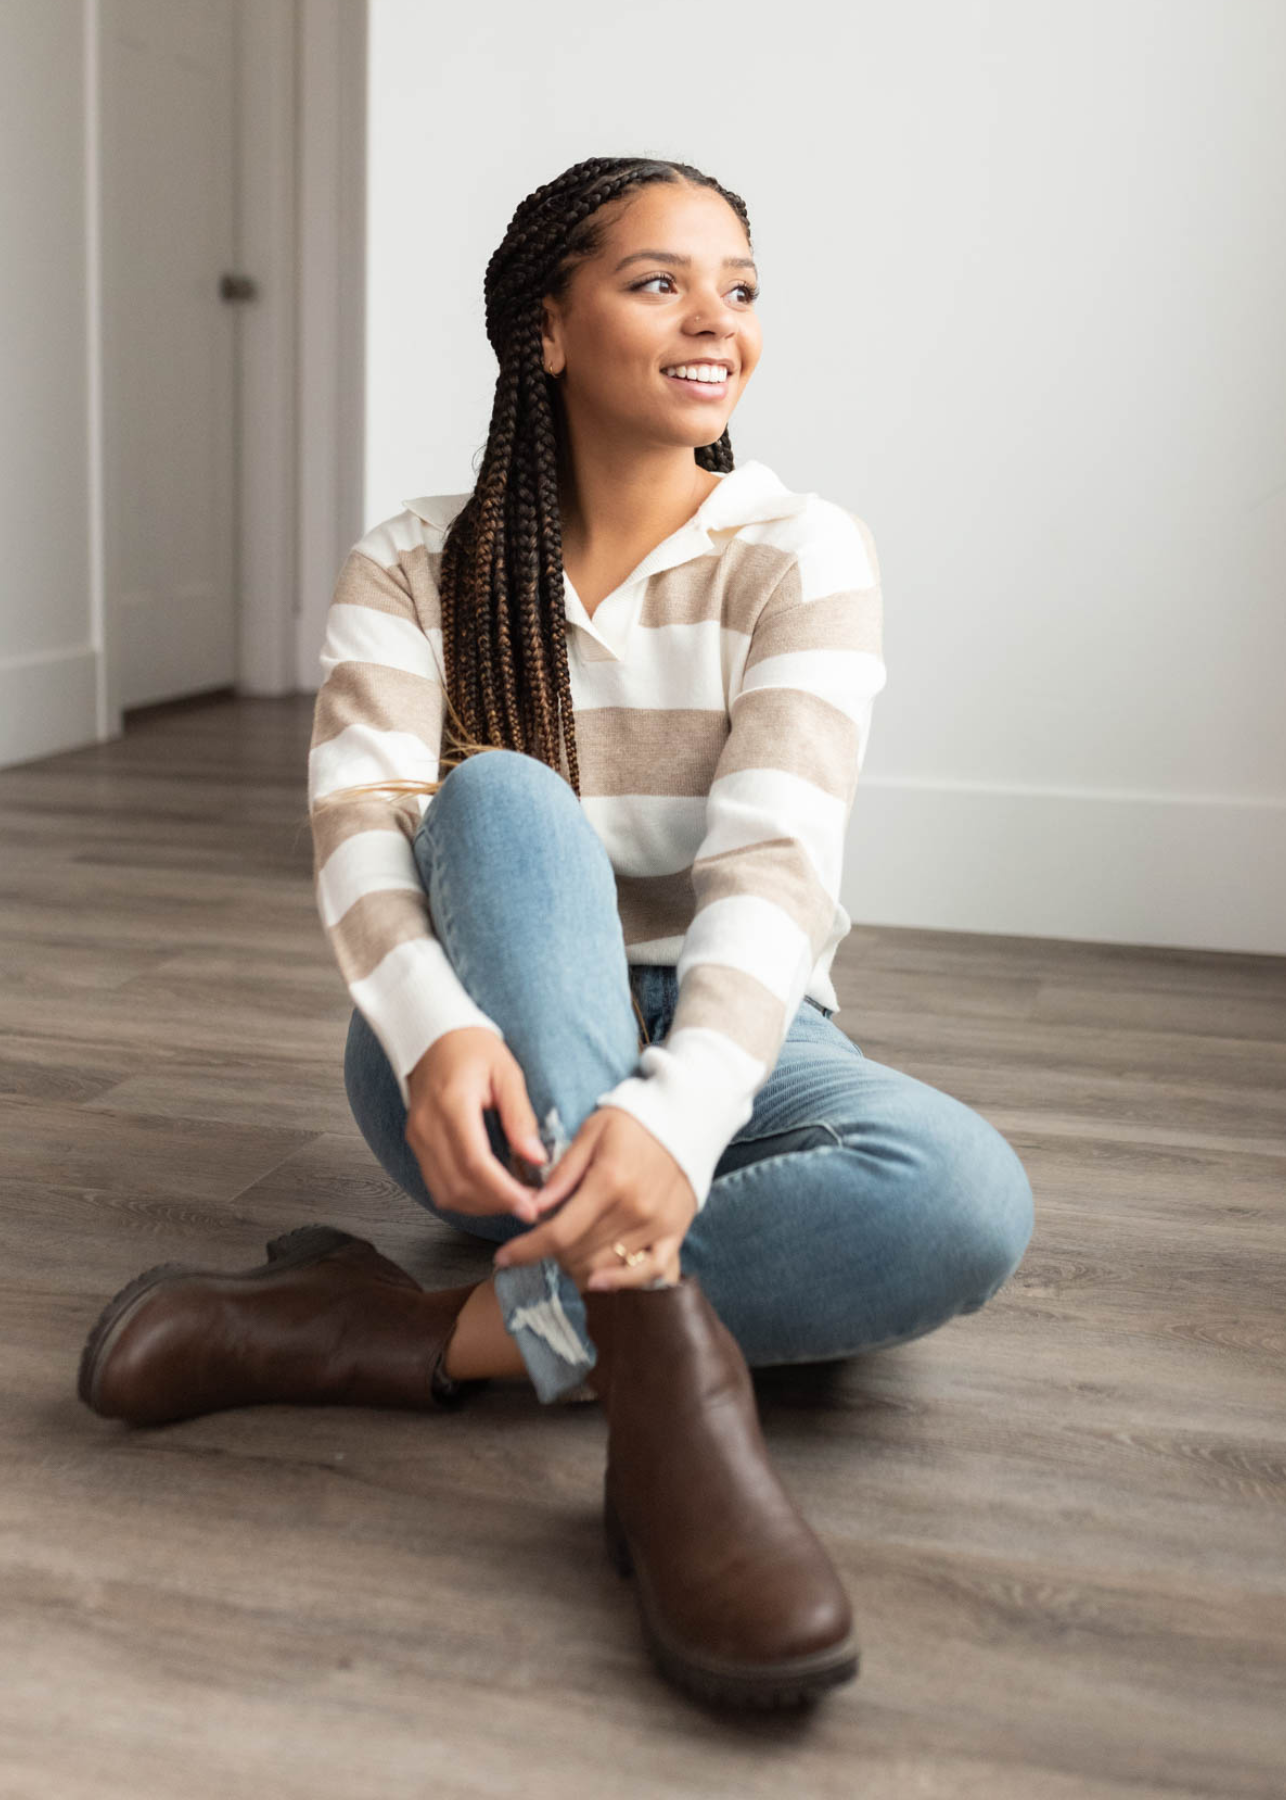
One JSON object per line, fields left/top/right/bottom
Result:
{"left": 585, "top": 1232, "right": 685, "bottom": 1293}
{"left": 445, "top": 1100, "right": 541, "bottom": 1219}
{"left": 525, "top": 1115, "right": 601, "bottom": 1210}
{"left": 552, "top": 1194, "right": 640, "bottom": 1275}
{"left": 492, "top": 1170, "right": 614, "bottom": 1271}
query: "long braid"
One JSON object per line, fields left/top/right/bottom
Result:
{"left": 432, "top": 154, "right": 752, "bottom": 795}
{"left": 325, "top": 157, "right": 754, "bottom": 1049}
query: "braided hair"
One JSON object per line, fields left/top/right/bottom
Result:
{"left": 431, "top": 155, "right": 753, "bottom": 797}
{"left": 317, "top": 159, "right": 751, "bottom": 1051}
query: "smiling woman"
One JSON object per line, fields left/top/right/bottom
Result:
{"left": 628, "top": 250, "right": 757, "bottom": 396}
{"left": 78, "top": 154, "right": 1034, "bottom": 1712}
{"left": 535, "top": 177, "right": 765, "bottom": 618}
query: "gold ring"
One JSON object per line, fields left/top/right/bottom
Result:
{"left": 613, "top": 1241, "right": 650, "bottom": 1267}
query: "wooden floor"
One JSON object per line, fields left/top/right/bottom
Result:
{"left": 2, "top": 694, "right": 1283, "bottom": 1799}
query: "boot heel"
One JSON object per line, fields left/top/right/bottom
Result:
{"left": 603, "top": 1489, "right": 634, "bottom": 1579}
{"left": 264, "top": 1225, "right": 360, "bottom": 1263}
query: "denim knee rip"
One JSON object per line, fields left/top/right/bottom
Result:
{"left": 489, "top": 1100, "right": 593, "bottom": 1403}
{"left": 491, "top": 1098, "right": 679, "bottom": 1403}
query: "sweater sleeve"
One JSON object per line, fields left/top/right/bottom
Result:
{"left": 308, "top": 534, "right": 505, "bottom": 1107}
{"left": 593, "top": 507, "right": 886, "bottom": 1211}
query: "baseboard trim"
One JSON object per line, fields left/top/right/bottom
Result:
{"left": 0, "top": 645, "right": 100, "bottom": 770}
{"left": 847, "top": 779, "right": 1284, "bottom": 956}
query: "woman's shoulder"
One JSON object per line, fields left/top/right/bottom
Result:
{"left": 749, "top": 483, "right": 881, "bottom": 593}
{"left": 815, "top": 495, "right": 881, "bottom": 589}
{"left": 398, "top": 490, "right": 473, "bottom": 537}
{"left": 346, "top": 490, "right": 472, "bottom": 572}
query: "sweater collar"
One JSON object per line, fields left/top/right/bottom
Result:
{"left": 400, "top": 458, "right": 811, "bottom": 538}
{"left": 693, "top": 458, "right": 814, "bottom": 531}
{"left": 400, "top": 459, "right": 813, "bottom": 660}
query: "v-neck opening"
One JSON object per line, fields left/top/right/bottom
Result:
{"left": 397, "top": 460, "right": 813, "bottom": 663}
{"left": 565, "top": 471, "right": 728, "bottom": 601}
{"left": 562, "top": 469, "right": 733, "bottom": 659}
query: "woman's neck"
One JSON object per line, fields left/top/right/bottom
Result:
{"left": 558, "top": 446, "right": 721, "bottom": 575}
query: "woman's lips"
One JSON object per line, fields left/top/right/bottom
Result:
{"left": 662, "top": 371, "right": 730, "bottom": 401}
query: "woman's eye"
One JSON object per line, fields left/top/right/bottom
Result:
{"left": 631, "top": 275, "right": 759, "bottom": 302}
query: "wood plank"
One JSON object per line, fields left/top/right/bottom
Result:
{"left": 1, "top": 694, "right": 1283, "bottom": 1799}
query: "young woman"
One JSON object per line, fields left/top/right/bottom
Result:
{"left": 78, "top": 156, "right": 1035, "bottom": 1710}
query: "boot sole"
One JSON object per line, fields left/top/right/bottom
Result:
{"left": 603, "top": 1489, "right": 860, "bottom": 1708}
{"left": 77, "top": 1224, "right": 366, "bottom": 1417}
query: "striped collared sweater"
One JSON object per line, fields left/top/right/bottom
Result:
{"left": 308, "top": 458, "right": 886, "bottom": 1211}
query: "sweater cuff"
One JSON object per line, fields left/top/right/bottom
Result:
{"left": 349, "top": 936, "right": 505, "bottom": 1108}
{"left": 594, "top": 1027, "right": 761, "bottom": 1212}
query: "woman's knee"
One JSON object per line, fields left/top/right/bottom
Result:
{"left": 846, "top": 1085, "right": 1034, "bottom": 1309}
{"left": 422, "top": 747, "right": 610, "bottom": 888}
{"left": 933, "top": 1105, "right": 1035, "bottom": 1302}
{"left": 431, "top": 746, "right": 575, "bottom": 834}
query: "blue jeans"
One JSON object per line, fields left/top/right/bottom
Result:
{"left": 343, "top": 749, "right": 1035, "bottom": 1404}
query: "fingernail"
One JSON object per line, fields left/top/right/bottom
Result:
{"left": 524, "top": 1136, "right": 547, "bottom": 1162}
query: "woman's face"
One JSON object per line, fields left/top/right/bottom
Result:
{"left": 541, "top": 181, "right": 763, "bottom": 454}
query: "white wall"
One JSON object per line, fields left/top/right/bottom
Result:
{"left": 377, "top": 2, "right": 1282, "bottom": 954}
{"left": 0, "top": 1, "right": 103, "bottom": 765}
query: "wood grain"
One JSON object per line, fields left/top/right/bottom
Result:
{"left": 1, "top": 695, "right": 1283, "bottom": 1799}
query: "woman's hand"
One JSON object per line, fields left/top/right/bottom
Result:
{"left": 405, "top": 1028, "right": 551, "bottom": 1224}
{"left": 491, "top": 1106, "right": 698, "bottom": 1291}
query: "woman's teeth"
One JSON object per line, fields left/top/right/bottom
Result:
{"left": 661, "top": 364, "right": 729, "bottom": 384}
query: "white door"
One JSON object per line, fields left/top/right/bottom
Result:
{"left": 100, "top": 0, "right": 240, "bottom": 710}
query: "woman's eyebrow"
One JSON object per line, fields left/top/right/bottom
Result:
{"left": 611, "top": 250, "right": 758, "bottom": 275}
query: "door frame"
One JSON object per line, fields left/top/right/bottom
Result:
{"left": 289, "top": 0, "right": 368, "bottom": 695}
{"left": 94, "top": 0, "right": 367, "bottom": 734}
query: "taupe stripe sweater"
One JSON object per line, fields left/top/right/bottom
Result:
{"left": 308, "top": 458, "right": 886, "bottom": 1210}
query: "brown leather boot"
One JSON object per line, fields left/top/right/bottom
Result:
{"left": 78, "top": 1225, "right": 491, "bottom": 1426}
{"left": 583, "top": 1274, "right": 859, "bottom": 1708}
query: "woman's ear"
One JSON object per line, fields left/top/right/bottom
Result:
{"left": 540, "top": 300, "right": 564, "bottom": 378}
